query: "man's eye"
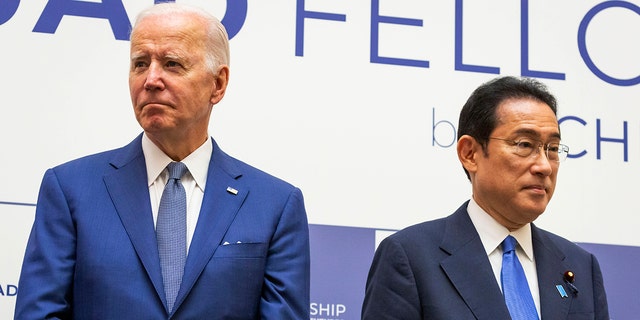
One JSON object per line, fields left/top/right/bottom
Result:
{"left": 547, "top": 145, "right": 560, "bottom": 152}
{"left": 133, "top": 61, "right": 147, "bottom": 68}
{"left": 166, "top": 61, "right": 181, "bottom": 68}
{"left": 516, "top": 140, "right": 535, "bottom": 149}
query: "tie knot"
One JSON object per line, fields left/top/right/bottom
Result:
{"left": 167, "top": 162, "right": 188, "bottom": 181}
{"left": 502, "top": 235, "right": 517, "bottom": 253}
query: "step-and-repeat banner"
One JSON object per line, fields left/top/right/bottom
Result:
{"left": 1, "top": 0, "right": 638, "bottom": 319}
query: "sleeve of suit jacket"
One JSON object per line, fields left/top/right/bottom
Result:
{"left": 260, "top": 187, "right": 311, "bottom": 319}
{"left": 589, "top": 253, "right": 610, "bottom": 319}
{"left": 362, "top": 235, "right": 422, "bottom": 319}
{"left": 15, "top": 169, "right": 75, "bottom": 319}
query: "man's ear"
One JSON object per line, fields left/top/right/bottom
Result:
{"left": 457, "top": 135, "right": 480, "bottom": 175}
{"left": 210, "top": 65, "right": 230, "bottom": 105}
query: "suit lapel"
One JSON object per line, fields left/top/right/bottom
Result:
{"left": 173, "top": 139, "right": 246, "bottom": 312}
{"left": 435, "top": 206, "right": 577, "bottom": 319}
{"left": 532, "top": 225, "right": 572, "bottom": 319}
{"left": 439, "top": 204, "right": 512, "bottom": 319}
{"left": 103, "top": 135, "right": 167, "bottom": 307}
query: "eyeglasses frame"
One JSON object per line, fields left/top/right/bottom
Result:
{"left": 488, "top": 137, "right": 569, "bottom": 162}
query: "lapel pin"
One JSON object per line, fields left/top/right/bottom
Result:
{"left": 564, "top": 270, "right": 575, "bottom": 283}
{"left": 564, "top": 270, "right": 579, "bottom": 295}
{"left": 556, "top": 285, "right": 569, "bottom": 298}
{"left": 226, "top": 187, "right": 238, "bottom": 195}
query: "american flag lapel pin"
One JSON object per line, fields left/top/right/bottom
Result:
{"left": 226, "top": 186, "right": 238, "bottom": 195}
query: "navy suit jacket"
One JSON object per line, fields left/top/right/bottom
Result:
{"left": 15, "top": 135, "right": 310, "bottom": 319}
{"left": 362, "top": 202, "right": 609, "bottom": 319}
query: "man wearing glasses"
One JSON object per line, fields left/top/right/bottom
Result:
{"left": 362, "top": 76, "right": 609, "bottom": 319}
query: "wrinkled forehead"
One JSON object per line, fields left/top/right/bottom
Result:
{"left": 130, "top": 15, "right": 208, "bottom": 54}
{"left": 131, "top": 12, "right": 206, "bottom": 43}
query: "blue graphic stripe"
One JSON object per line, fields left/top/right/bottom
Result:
{"left": 0, "top": 201, "right": 36, "bottom": 207}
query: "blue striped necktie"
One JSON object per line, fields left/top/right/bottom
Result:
{"left": 156, "top": 161, "right": 188, "bottom": 313}
{"left": 501, "top": 235, "right": 539, "bottom": 320}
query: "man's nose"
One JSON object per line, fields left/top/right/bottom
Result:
{"left": 144, "top": 62, "right": 165, "bottom": 91}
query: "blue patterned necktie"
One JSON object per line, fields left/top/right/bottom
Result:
{"left": 157, "top": 161, "right": 188, "bottom": 313}
{"left": 501, "top": 235, "right": 539, "bottom": 320}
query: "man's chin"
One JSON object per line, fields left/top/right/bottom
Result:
{"left": 139, "top": 115, "right": 172, "bottom": 129}
{"left": 524, "top": 206, "right": 547, "bottom": 223}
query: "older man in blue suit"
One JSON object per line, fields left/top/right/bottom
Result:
{"left": 15, "top": 3, "right": 309, "bottom": 319}
{"left": 362, "top": 76, "right": 609, "bottom": 319}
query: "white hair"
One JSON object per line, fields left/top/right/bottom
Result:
{"left": 131, "top": 2, "right": 230, "bottom": 72}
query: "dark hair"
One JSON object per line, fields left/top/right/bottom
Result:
{"left": 457, "top": 76, "right": 558, "bottom": 180}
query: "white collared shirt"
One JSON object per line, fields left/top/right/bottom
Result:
{"left": 142, "top": 133, "right": 212, "bottom": 252}
{"left": 467, "top": 197, "right": 541, "bottom": 317}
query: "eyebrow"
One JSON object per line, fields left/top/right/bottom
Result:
{"left": 129, "top": 50, "right": 188, "bottom": 62}
{"left": 512, "top": 128, "right": 561, "bottom": 140}
{"left": 130, "top": 53, "right": 145, "bottom": 62}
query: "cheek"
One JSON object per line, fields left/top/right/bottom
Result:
{"left": 488, "top": 156, "right": 520, "bottom": 177}
{"left": 508, "top": 162, "right": 528, "bottom": 175}
{"left": 128, "top": 73, "right": 139, "bottom": 87}
{"left": 548, "top": 171, "right": 559, "bottom": 189}
{"left": 129, "top": 77, "right": 142, "bottom": 99}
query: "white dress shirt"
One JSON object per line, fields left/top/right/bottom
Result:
{"left": 466, "top": 197, "right": 541, "bottom": 317}
{"left": 142, "top": 133, "right": 212, "bottom": 252}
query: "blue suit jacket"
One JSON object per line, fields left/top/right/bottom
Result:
{"left": 15, "top": 135, "right": 310, "bottom": 319}
{"left": 362, "top": 202, "right": 609, "bottom": 319}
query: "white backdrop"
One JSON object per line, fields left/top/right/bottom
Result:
{"left": 1, "top": 0, "right": 639, "bottom": 317}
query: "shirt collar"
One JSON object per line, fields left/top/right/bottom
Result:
{"left": 467, "top": 197, "right": 535, "bottom": 262}
{"left": 142, "top": 133, "right": 212, "bottom": 191}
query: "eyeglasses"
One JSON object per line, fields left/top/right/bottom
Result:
{"left": 489, "top": 137, "right": 569, "bottom": 162}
